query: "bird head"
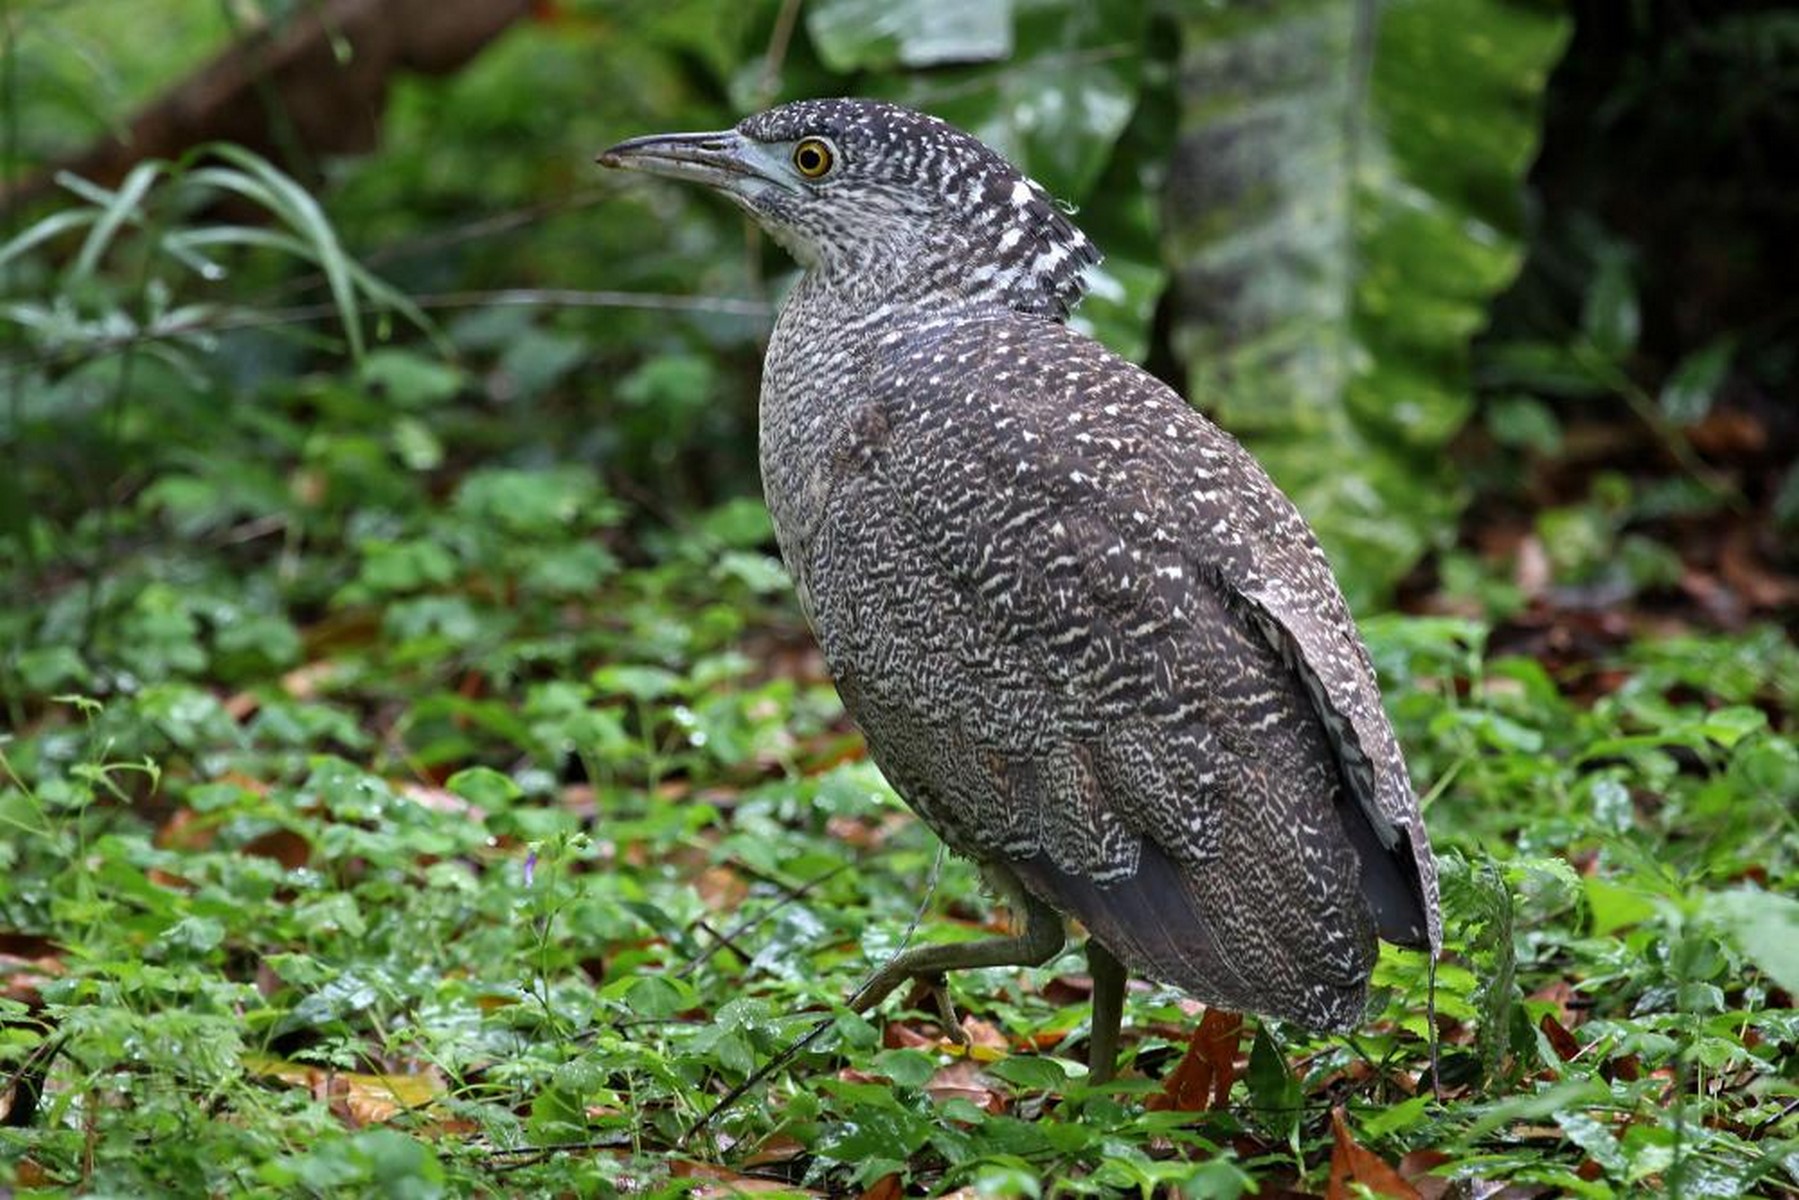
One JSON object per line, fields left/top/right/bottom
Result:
{"left": 599, "top": 98, "right": 1099, "bottom": 320}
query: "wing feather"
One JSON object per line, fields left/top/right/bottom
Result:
{"left": 799, "top": 309, "right": 1438, "bottom": 1024}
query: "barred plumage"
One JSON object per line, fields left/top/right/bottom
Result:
{"left": 602, "top": 98, "right": 1440, "bottom": 1077}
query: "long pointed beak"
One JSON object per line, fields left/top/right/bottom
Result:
{"left": 597, "top": 129, "right": 768, "bottom": 191}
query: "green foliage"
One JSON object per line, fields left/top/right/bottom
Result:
{"left": 1163, "top": 0, "right": 1570, "bottom": 607}
{"left": 4, "top": 384, "right": 1795, "bottom": 1195}
{"left": 2, "top": 2, "right": 1795, "bottom": 1197}
{"left": 0, "top": 147, "right": 431, "bottom": 681}
{"left": 1463, "top": 3, "right": 1799, "bottom": 602}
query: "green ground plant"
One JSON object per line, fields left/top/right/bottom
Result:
{"left": 2, "top": 2, "right": 1795, "bottom": 1197}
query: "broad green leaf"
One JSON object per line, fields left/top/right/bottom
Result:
{"left": 696, "top": 497, "right": 777, "bottom": 548}
{"left": 152, "top": 915, "right": 225, "bottom": 956}
{"left": 1702, "top": 889, "right": 1799, "bottom": 995}
{"left": 618, "top": 353, "right": 717, "bottom": 412}
{"left": 453, "top": 467, "right": 610, "bottom": 536}
{"left": 1163, "top": 0, "right": 1569, "bottom": 606}
{"left": 390, "top": 415, "right": 443, "bottom": 471}
{"left": 986, "top": 1054, "right": 1067, "bottom": 1090}
{"left": 1486, "top": 394, "right": 1562, "bottom": 453}
{"left": 1584, "top": 877, "right": 1657, "bottom": 937}
{"left": 446, "top": 766, "right": 522, "bottom": 809}
{"left": 1658, "top": 339, "right": 1734, "bottom": 425}
{"left": 1580, "top": 250, "right": 1640, "bottom": 361}
{"left": 526, "top": 1085, "right": 588, "bottom": 1145}
{"left": 620, "top": 974, "right": 690, "bottom": 1018}
{"left": 1506, "top": 856, "right": 1583, "bottom": 918}
{"left": 872, "top": 1048, "right": 937, "bottom": 1088}
{"left": 1359, "top": 1093, "right": 1432, "bottom": 1139}
{"left": 1554, "top": 1109, "right": 1628, "bottom": 1176}
{"left": 591, "top": 663, "right": 685, "bottom": 701}
{"left": 715, "top": 549, "right": 790, "bottom": 594}
{"left": 807, "top": 0, "right": 1013, "bottom": 71}
{"left": 1176, "top": 1160, "right": 1256, "bottom": 1200}
{"left": 1480, "top": 339, "right": 1612, "bottom": 398}
{"left": 1697, "top": 705, "right": 1767, "bottom": 748}
{"left": 851, "top": 0, "right": 1150, "bottom": 201}
{"left": 359, "top": 349, "right": 466, "bottom": 409}
{"left": 1458, "top": 1077, "right": 1609, "bottom": 1143}
{"left": 1245, "top": 1026, "right": 1302, "bottom": 1139}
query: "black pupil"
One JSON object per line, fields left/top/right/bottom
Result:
{"left": 800, "top": 145, "right": 824, "bottom": 172}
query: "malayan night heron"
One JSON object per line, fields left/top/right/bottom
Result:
{"left": 600, "top": 99, "right": 1441, "bottom": 1083}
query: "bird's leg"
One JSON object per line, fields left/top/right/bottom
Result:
{"left": 847, "top": 865, "right": 1065, "bottom": 1024}
{"left": 902, "top": 972, "right": 966, "bottom": 1044}
{"left": 1086, "top": 939, "right": 1127, "bottom": 1084}
{"left": 927, "top": 974, "right": 966, "bottom": 1043}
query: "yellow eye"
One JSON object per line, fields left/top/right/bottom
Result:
{"left": 792, "top": 138, "right": 834, "bottom": 179}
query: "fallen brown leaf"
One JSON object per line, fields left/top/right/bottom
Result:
{"left": 156, "top": 807, "right": 214, "bottom": 852}
{"left": 243, "top": 827, "right": 313, "bottom": 870}
{"left": 395, "top": 782, "right": 484, "bottom": 820}
{"left": 1719, "top": 524, "right": 1799, "bottom": 610}
{"left": 223, "top": 690, "right": 261, "bottom": 722}
{"left": 1147, "top": 1008, "right": 1241, "bottom": 1112}
{"left": 882, "top": 1022, "right": 938, "bottom": 1051}
{"left": 1039, "top": 972, "right": 1093, "bottom": 1006}
{"left": 856, "top": 1174, "right": 904, "bottom": 1200}
{"left": 11, "top": 1158, "right": 52, "bottom": 1187}
{"left": 0, "top": 946, "right": 64, "bottom": 1007}
{"left": 1538, "top": 1013, "right": 1582, "bottom": 1064}
{"left": 1687, "top": 407, "right": 1767, "bottom": 458}
{"left": 1604, "top": 1052, "right": 1642, "bottom": 1083}
{"left": 281, "top": 660, "right": 341, "bottom": 701}
{"left": 1529, "top": 978, "right": 1579, "bottom": 1027}
{"left": 672, "top": 1158, "right": 825, "bottom": 1196}
{"left": 958, "top": 1016, "right": 1008, "bottom": 1052}
{"left": 243, "top": 1054, "right": 446, "bottom": 1129}
{"left": 1328, "top": 1107, "right": 1420, "bottom": 1200}
{"left": 740, "top": 1132, "right": 807, "bottom": 1169}
{"left": 695, "top": 864, "right": 749, "bottom": 911}
{"left": 823, "top": 810, "right": 912, "bottom": 850}
{"left": 0, "top": 933, "right": 62, "bottom": 957}
{"left": 926, "top": 1058, "right": 1006, "bottom": 1115}
{"left": 1398, "top": 1148, "right": 1454, "bottom": 1200}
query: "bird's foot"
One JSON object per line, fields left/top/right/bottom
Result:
{"left": 905, "top": 972, "right": 966, "bottom": 1044}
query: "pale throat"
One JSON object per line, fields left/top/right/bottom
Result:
{"left": 788, "top": 217, "right": 1068, "bottom": 319}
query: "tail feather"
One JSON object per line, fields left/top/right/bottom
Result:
{"left": 1014, "top": 840, "right": 1371, "bottom": 1031}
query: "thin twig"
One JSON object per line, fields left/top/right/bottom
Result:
{"left": 1571, "top": 340, "right": 1747, "bottom": 510}
{"left": 1427, "top": 950, "right": 1443, "bottom": 1102}
{"left": 357, "top": 189, "right": 613, "bottom": 273}
{"left": 2, "top": 1030, "right": 66, "bottom": 1128}
{"left": 690, "top": 918, "right": 754, "bottom": 966}
{"left": 682, "top": 845, "right": 947, "bottom": 1146}
{"left": 676, "top": 862, "right": 851, "bottom": 980}
{"left": 0, "top": 287, "right": 773, "bottom": 380}
{"left": 484, "top": 1132, "right": 639, "bottom": 1172}
{"left": 756, "top": 0, "right": 804, "bottom": 106}
{"left": 682, "top": 1011, "right": 837, "bottom": 1151}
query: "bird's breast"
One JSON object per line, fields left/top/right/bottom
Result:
{"left": 756, "top": 298, "right": 896, "bottom": 586}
